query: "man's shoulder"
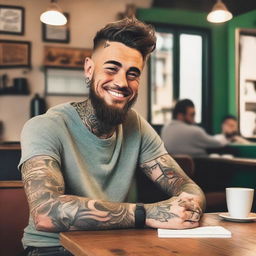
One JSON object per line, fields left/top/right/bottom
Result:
{"left": 46, "top": 102, "right": 73, "bottom": 116}
{"left": 127, "top": 108, "right": 139, "bottom": 117}
{"left": 24, "top": 102, "right": 72, "bottom": 130}
{"left": 168, "top": 121, "right": 205, "bottom": 133}
{"left": 189, "top": 124, "right": 207, "bottom": 134}
{"left": 166, "top": 120, "right": 191, "bottom": 129}
{"left": 124, "top": 108, "right": 141, "bottom": 124}
{"left": 123, "top": 108, "right": 154, "bottom": 135}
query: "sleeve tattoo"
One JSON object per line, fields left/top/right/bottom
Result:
{"left": 140, "top": 154, "right": 206, "bottom": 206}
{"left": 21, "top": 156, "right": 135, "bottom": 232}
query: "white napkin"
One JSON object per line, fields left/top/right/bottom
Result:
{"left": 158, "top": 226, "right": 231, "bottom": 238}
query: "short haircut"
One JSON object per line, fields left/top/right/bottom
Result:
{"left": 222, "top": 115, "right": 237, "bottom": 123}
{"left": 173, "top": 99, "right": 194, "bottom": 119}
{"left": 93, "top": 17, "right": 156, "bottom": 60}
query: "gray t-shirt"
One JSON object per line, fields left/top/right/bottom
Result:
{"left": 19, "top": 102, "right": 167, "bottom": 247}
{"left": 161, "top": 120, "right": 224, "bottom": 157}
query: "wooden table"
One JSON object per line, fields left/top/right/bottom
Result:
{"left": 0, "top": 142, "right": 21, "bottom": 150}
{"left": 60, "top": 213, "right": 256, "bottom": 256}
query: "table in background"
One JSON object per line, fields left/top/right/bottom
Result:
{"left": 60, "top": 213, "right": 256, "bottom": 256}
{"left": 194, "top": 157, "right": 256, "bottom": 191}
{"left": 0, "top": 142, "right": 21, "bottom": 180}
{"left": 194, "top": 157, "right": 256, "bottom": 212}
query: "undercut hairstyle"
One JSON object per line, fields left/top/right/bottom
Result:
{"left": 93, "top": 17, "right": 156, "bottom": 60}
{"left": 173, "top": 99, "right": 195, "bottom": 120}
{"left": 222, "top": 115, "right": 237, "bottom": 123}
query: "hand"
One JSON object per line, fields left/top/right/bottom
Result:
{"left": 145, "top": 192, "right": 203, "bottom": 229}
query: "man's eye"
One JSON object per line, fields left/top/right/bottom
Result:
{"left": 106, "top": 67, "right": 118, "bottom": 72}
{"left": 127, "top": 72, "right": 139, "bottom": 79}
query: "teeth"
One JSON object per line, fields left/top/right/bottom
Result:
{"left": 108, "top": 90, "right": 125, "bottom": 98}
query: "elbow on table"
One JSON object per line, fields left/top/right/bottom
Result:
{"left": 33, "top": 213, "right": 65, "bottom": 233}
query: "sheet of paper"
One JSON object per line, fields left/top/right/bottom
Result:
{"left": 158, "top": 226, "right": 232, "bottom": 238}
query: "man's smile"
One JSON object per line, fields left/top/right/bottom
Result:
{"left": 104, "top": 85, "right": 132, "bottom": 100}
{"left": 108, "top": 90, "right": 126, "bottom": 98}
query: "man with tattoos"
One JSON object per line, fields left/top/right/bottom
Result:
{"left": 19, "top": 18, "right": 206, "bottom": 256}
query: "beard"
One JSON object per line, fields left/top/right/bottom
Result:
{"left": 89, "top": 79, "right": 138, "bottom": 126}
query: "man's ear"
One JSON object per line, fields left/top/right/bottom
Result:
{"left": 84, "top": 57, "right": 94, "bottom": 80}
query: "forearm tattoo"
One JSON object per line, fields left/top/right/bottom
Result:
{"left": 140, "top": 154, "right": 205, "bottom": 208}
{"left": 21, "top": 156, "right": 134, "bottom": 232}
{"left": 140, "top": 154, "right": 191, "bottom": 195}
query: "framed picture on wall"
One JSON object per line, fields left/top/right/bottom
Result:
{"left": 42, "top": 13, "right": 70, "bottom": 43}
{"left": 0, "top": 5, "right": 25, "bottom": 35}
{"left": 0, "top": 40, "right": 31, "bottom": 68}
{"left": 44, "top": 46, "right": 92, "bottom": 69}
{"left": 45, "top": 68, "right": 88, "bottom": 96}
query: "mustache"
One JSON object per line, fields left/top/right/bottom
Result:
{"left": 103, "top": 85, "right": 132, "bottom": 96}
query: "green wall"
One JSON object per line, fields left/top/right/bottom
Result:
{"left": 227, "top": 10, "right": 256, "bottom": 115}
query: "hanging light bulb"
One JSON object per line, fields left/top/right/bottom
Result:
{"left": 207, "top": 0, "right": 233, "bottom": 23}
{"left": 40, "top": 0, "right": 67, "bottom": 26}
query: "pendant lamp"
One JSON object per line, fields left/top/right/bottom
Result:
{"left": 40, "top": 0, "right": 67, "bottom": 26}
{"left": 207, "top": 0, "right": 233, "bottom": 23}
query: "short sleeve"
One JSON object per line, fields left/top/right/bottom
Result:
{"left": 18, "top": 115, "right": 62, "bottom": 170}
{"left": 138, "top": 116, "right": 167, "bottom": 164}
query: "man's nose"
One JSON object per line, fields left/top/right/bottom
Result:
{"left": 114, "top": 72, "right": 128, "bottom": 88}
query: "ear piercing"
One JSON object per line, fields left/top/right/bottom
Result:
{"left": 85, "top": 77, "right": 91, "bottom": 88}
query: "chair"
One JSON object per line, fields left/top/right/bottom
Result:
{"left": 0, "top": 181, "right": 29, "bottom": 256}
{"left": 171, "top": 154, "right": 195, "bottom": 178}
{"left": 204, "top": 191, "right": 227, "bottom": 212}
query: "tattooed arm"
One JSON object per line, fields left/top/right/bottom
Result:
{"left": 21, "top": 155, "right": 135, "bottom": 232}
{"left": 140, "top": 154, "right": 206, "bottom": 229}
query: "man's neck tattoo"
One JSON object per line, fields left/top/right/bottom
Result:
{"left": 71, "top": 99, "right": 115, "bottom": 139}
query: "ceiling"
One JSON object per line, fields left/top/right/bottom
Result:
{"left": 152, "top": 0, "right": 256, "bottom": 16}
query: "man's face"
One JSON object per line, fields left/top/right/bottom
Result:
{"left": 183, "top": 107, "right": 196, "bottom": 124}
{"left": 85, "top": 41, "right": 144, "bottom": 125}
{"left": 222, "top": 119, "right": 238, "bottom": 136}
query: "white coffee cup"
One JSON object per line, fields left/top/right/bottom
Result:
{"left": 226, "top": 187, "right": 254, "bottom": 218}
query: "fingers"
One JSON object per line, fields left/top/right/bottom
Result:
{"left": 183, "top": 220, "right": 200, "bottom": 229}
{"left": 178, "top": 198, "right": 196, "bottom": 210}
{"left": 177, "top": 198, "right": 202, "bottom": 222}
{"left": 177, "top": 198, "right": 202, "bottom": 217}
{"left": 185, "top": 210, "right": 201, "bottom": 222}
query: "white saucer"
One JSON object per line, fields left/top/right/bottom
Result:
{"left": 219, "top": 212, "right": 256, "bottom": 222}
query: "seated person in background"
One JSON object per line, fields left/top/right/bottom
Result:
{"left": 214, "top": 115, "right": 251, "bottom": 144}
{"left": 19, "top": 18, "right": 205, "bottom": 256}
{"left": 161, "top": 99, "right": 225, "bottom": 157}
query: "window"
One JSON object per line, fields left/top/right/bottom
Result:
{"left": 149, "top": 25, "right": 210, "bottom": 129}
{"left": 150, "top": 32, "right": 173, "bottom": 125}
{"left": 179, "top": 34, "right": 202, "bottom": 123}
{"left": 238, "top": 31, "right": 256, "bottom": 138}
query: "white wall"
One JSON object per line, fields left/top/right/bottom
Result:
{"left": 0, "top": 0, "right": 152, "bottom": 141}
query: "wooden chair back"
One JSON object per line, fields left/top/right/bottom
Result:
{"left": 0, "top": 181, "right": 29, "bottom": 256}
{"left": 171, "top": 154, "right": 195, "bottom": 178}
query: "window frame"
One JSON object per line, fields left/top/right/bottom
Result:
{"left": 148, "top": 23, "right": 211, "bottom": 134}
